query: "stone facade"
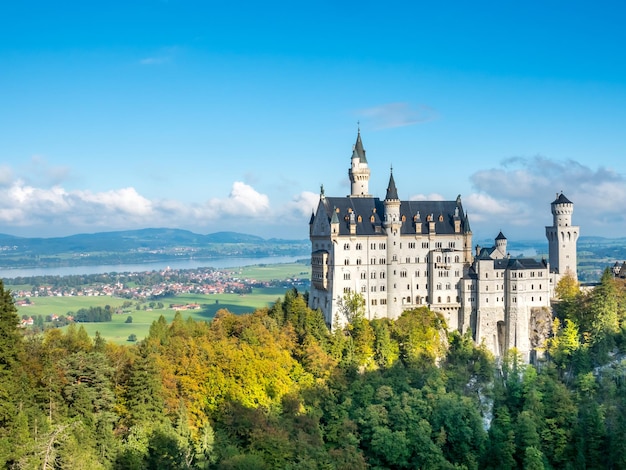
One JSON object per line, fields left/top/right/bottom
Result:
{"left": 308, "top": 132, "right": 578, "bottom": 360}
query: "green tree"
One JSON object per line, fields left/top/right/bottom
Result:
{"left": 0, "top": 280, "right": 25, "bottom": 466}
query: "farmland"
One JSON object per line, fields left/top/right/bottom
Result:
{"left": 13, "top": 262, "right": 310, "bottom": 344}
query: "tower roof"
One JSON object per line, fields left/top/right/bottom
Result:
{"left": 463, "top": 213, "right": 472, "bottom": 233}
{"left": 496, "top": 231, "right": 507, "bottom": 240}
{"left": 552, "top": 192, "right": 572, "bottom": 205}
{"left": 352, "top": 130, "right": 367, "bottom": 163}
{"left": 385, "top": 170, "right": 399, "bottom": 200}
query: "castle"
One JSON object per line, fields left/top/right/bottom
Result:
{"left": 308, "top": 131, "right": 579, "bottom": 360}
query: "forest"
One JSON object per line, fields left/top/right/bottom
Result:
{"left": 1, "top": 270, "right": 626, "bottom": 469}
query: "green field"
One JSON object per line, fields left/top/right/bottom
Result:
{"left": 222, "top": 263, "right": 310, "bottom": 281}
{"left": 17, "top": 287, "right": 293, "bottom": 345}
{"left": 13, "top": 262, "right": 310, "bottom": 344}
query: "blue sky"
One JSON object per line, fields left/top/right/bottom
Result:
{"left": 2, "top": 1, "right": 626, "bottom": 242}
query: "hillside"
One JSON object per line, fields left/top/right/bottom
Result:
{"left": 0, "top": 229, "right": 309, "bottom": 269}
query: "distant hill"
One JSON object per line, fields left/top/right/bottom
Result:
{"left": 0, "top": 229, "right": 309, "bottom": 269}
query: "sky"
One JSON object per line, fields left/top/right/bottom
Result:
{"left": 2, "top": 1, "right": 626, "bottom": 242}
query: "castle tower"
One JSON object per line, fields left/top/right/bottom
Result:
{"left": 348, "top": 130, "right": 371, "bottom": 197}
{"left": 546, "top": 193, "right": 579, "bottom": 282}
{"left": 495, "top": 231, "right": 507, "bottom": 259}
{"left": 384, "top": 170, "right": 402, "bottom": 319}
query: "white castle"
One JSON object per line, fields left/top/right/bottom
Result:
{"left": 308, "top": 131, "right": 579, "bottom": 360}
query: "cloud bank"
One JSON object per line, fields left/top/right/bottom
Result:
{"left": 463, "top": 156, "right": 626, "bottom": 239}
{"left": 0, "top": 169, "right": 318, "bottom": 238}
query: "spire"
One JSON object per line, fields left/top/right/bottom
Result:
{"left": 385, "top": 169, "right": 399, "bottom": 200}
{"left": 352, "top": 129, "right": 367, "bottom": 163}
{"left": 463, "top": 213, "right": 472, "bottom": 233}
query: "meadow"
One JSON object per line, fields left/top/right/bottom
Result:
{"left": 15, "top": 262, "right": 310, "bottom": 344}
{"left": 18, "top": 287, "right": 289, "bottom": 344}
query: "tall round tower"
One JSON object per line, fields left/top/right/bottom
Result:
{"left": 546, "top": 193, "right": 579, "bottom": 282}
{"left": 348, "top": 130, "right": 371, "bottom": 197}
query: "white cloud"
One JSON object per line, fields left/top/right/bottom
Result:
{"left": 358, "top": 102, "right": 438, "bottom": 129}
{"left": 282, "top": 191, "right": 319, "bottom": 218}
{"left": 409, "top": 192, "right": 445, "bottom": 201}
{"left": 0, "top": 175, "right": 278, "bottom": 235}
{"left": 465, "top": 156, "right": 626, "bottom": 238}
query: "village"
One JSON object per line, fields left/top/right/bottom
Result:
{"left": 11, "top": 265, "right": 310, "bottom": 327}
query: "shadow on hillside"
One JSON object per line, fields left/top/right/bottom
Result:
{"left": 195, "top": 303, "right": 259, "bottom": 320}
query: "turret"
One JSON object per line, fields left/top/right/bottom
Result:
{"left": 546, "top": 192, "right": 579, "bottom": 282}
{"left": 495, "top": 231, "right": 507, "bottom": 259}
{"left": 348, "top": 130, "right": 371, "bottom": 197}
{"left": 384, "top": 169, "right": 402, "bottom": 319}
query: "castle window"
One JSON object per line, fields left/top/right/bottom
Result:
{"left": 439, "top": 214, "right": 444, "bottom": 222}
{"left": 392, "top": 255, "right": 397, "bottom": 261}
{"left": 381, "top": 272, "right": 385, "bottom": 279}
{"left": 371, "top": 299, "right": 377, "bottom": 305}
{"left": 485, "top": 273, "right": 488, "bottom": 278}
{"left": 343, "top": 273, "right": 350, "bottom": 280}
{"left": 400, "top": 271, "right": 407, "bottom": 278}
{"left": 455, "top": 255, "right": 460, "bottom": 263}
{"left": 416, "top": 284, "right": 419, "bottom": 289}
{"left": 446, "top": 283, "right": 451, "bottom": 290}
{"left": 437, "top": 256, "right": 442, "bottom": 263}
{"left": 381, "top": 299, "right": 387, "bottom": 305}
{"left": 531, "top": 284, "right": 534, "bottom": 290}
{"left": 402, "top": 215, "right": 406, "bottom": 222}
{"left": 415, "top": 271, "right": 420, "bottom": 277}
{"left": 406, "top": 296, "right": 411, "bottom": 302}
{"left": 361, "top": 272, "right": 367, "bottom": 280}
{"left": 486, "top": 286, "right": 488, "bottom": 291}
{"left": 539, "top": 284, "right": 542, "bottom": 289}
{"left": 437, "top": 296, "right": 442, "bottom": 303}
{"left": 344, "top": 259, "right": 349, "bottom": 265}
{"left": 356, "top": 243, "right": 362, "bottom": 250}
{"left": 447, "top": 296, "right": 451, "bottom": 303}
{"left": 422, "top": 242, "right": 429, "bottom": 248}
{"left": 449, "top": 242, "right": 456, "bottom": 248}
{"left": 370, "top": 215, "right": 375, "bottom": 223}
{"left": 356, "top": 258, "right": 362, "bottom": 265}
{"left": 361, "top": 286, "right": 366, "bottom": 293}
{"left": 531, "top": 296, "right": 534, "bottom": 301}
{"left": 358, "top": 215, "right": 362, "bottom": 223}
{"left": 343, "top": 287, "right": 351, "bottom": 293}
{"left": 379, "top": 243, "right": 386, "bottom": 249}
{"left": 407, "top": 284, "right": 410, "bottom": 290}
{"left": 409, "top": 242, "right": 415, "bottom": 249}
{"left": 371, "top": 272, "right": 377, "bottom": 279}
{"left": 437, "top": 283, "right": 442, "bottom": 290}
{"left": 371, "top": 258, "right": 376, "bottom": 265}
{"left": 380, "top": 258, "right": 386, "bottom": 264}
{"left": 435, "top": 242, "right": 442, "bottom": 248}
{"left": 371, "top": 286, "right": 377, "bottom": 292}
{"left": 380, "top": 285, "right": 385, "bottom": 291}
{"left": 406, "top": 257, "right": 411, "bottom": 263}
{"left": 344, "top": 243, "right": 350, "bottom": 250}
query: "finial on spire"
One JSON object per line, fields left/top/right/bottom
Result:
{"left": 320, "top": 184, "right": 325, "bottom": 197}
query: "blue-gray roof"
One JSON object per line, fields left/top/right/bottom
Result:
{"left": 319, "top": 196, "right": 468, "bottom": 237}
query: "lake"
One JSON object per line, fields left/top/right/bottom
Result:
{"left": 0, "top": 255, "right": 307, "bottom": 279}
